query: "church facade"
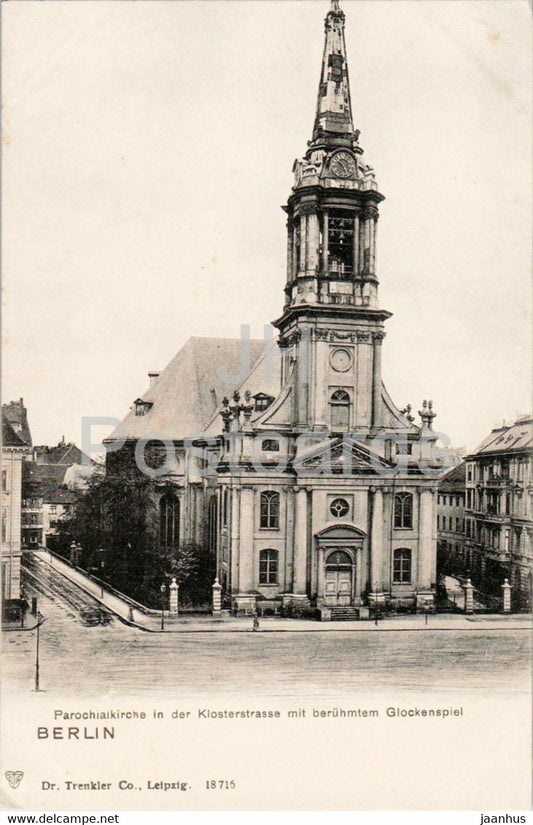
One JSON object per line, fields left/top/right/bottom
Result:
{"left": 107, "top": 0, "right": 443, "bottom": 618}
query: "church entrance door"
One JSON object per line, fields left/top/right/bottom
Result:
{"left": 324, "top": 550, "right": 354, "bottom": 606}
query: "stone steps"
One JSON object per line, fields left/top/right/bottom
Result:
{"left": 330, "top": 606, "right": 360, "bottom": 621}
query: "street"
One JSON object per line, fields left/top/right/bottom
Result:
{"left": 2, "top": 560, "right": 531, "bottom": 699}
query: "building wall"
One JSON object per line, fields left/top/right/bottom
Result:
{"left": 1, "top": 448, "right": 24, "bottom": 599}
{"left": 437, "top": 488, "right": 465, "bottom": 575}
{"left": 464, "top": 448, "right": 532, "bottom": 608}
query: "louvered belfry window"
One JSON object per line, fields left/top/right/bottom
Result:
{"left": 328, "top": 210, "right": 354, "bottom": 277}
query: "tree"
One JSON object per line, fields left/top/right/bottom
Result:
{"left": 54, "top": 472, "right": 216, "bottom": 609}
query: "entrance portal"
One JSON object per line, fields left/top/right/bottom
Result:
{"left": 324, "top": 550, "right": 354, "bottom": 606}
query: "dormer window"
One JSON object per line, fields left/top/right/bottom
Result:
{"left": 134, "top": 398, "right": 153, "bottom": 417}
{"left": 254, "top": 393, "right": 274, "bottom": 413}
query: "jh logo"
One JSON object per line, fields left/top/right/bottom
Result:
{"left": 5, "top": 771, "right": 24, "bottom": 789}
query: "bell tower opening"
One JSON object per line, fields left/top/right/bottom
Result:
{"left": 328, "top": 209, "right": 354, "bottom": 279}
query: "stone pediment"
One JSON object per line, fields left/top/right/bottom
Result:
{"left": 295, "top": 437, "right": 392, "bottom": 476}
{"left": 316, "top": 524, "right": 366, "bottom": 540}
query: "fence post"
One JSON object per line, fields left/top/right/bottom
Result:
{"left": 463, "top": 578, "right": 474, "bottom": 614}
{"left": 212, "top": 578, "right": 222, "bottom": 616}
{"left": 169, "top": 578, "right": 179, "bottom": 615}
{"left": 501, "top": 578, "right": 511, "bottom": 613}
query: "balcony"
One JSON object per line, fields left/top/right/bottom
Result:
{"left": 481, "top": 476, "right": 511, "bottom": 488}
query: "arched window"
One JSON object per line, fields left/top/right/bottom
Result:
{"left": 326, "top": 550, "right": 353, "bottom": 568}
{"left": 208, "top": 497, "right": 217, "bottom": 553}
{"left": 259, "top": 549, "right": 278, "bottom": 584}
{"left": 330, "top": 390, "right": 350, "bottom": 430}
{"left": 393, "top": 548, "right": 412, "bottom": 583}
{"left": 160, "top": 494, "right": 180, "bottom": 548}
{"left": 394, "top": 492, "right": 413, "bottom": 528}
{"left": 260, "top": 491, "right": 280, "bottom": 529}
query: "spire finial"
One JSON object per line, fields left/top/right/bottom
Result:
{"left": 310, "top": 0, "right": 355, "bottom": 150}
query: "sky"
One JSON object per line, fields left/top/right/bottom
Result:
{"left": 2, "top": 0, "right": 531, "bottom": 453}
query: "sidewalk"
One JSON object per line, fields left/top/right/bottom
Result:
{"left": 32, "top": 550, "right": 531, "bottom": 634}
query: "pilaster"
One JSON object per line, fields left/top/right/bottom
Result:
{"left": 238, "top": 486, "right": 255, "bottom": 592}
{"left": 293, "top": 486, "right": 308, "bottom": 594}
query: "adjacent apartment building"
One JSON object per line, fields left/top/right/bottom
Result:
{"left": 436, "top": 462, "right": 466, "bottom": 579}
{"left": 2, "top": 401, "right": 32, "bottom": 599}
{"left": 463, "top": 416, "right": 532, "bottom": 609}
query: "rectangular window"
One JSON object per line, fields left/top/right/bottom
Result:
{"left": 394, "top": 493, "right": 413, "bottom": 529}
{"left": 396, "top": 443, "right": 412, "bottom": 455}
{"left": 393, "top": 549, "right": 412, "bottom": 584}
{"left": 49, "top": 504, "right": 57, "bottom": 514}
{"left": 1, "top": 509, "right": 7, "bottom": 542}
{"left": 260, "top": 492, "right": 280, "bottom": 529}
{"left": 259, "top": 550, "right": 278, "bottom": 585}
{"left": 1, "top": 470, "right": 7, "bottom": 492}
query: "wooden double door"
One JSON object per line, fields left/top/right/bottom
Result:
{"left": 324, "top": 549, "right": 355, "bottom": 606}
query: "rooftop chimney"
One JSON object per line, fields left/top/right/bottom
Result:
{"left": 148, "top": 372, "right": 160, "bottom": 388}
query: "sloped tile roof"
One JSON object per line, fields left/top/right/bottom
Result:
{"left": 22, "top": 461, "right": 76, "bottom": 503}
{"left": 110, "top": 337, "right": 277, "bottom": 441}
{"left": 2, "top": 416, "right": 28, "bottom": 448}
{"left": 438, "top": 462, "right": 466, "bottom": 491}
{"left": 470, "top": 417, "right": 533, "bottom": 457}
{"left": 2, "top": 400, "right": 32, "bottom": 446}
{"left": 34, "top": 443, "right": 92, "bottom": 465}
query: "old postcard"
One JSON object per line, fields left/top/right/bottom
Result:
{"left": 1, "top": 0, "right": 531, "bottom": 817}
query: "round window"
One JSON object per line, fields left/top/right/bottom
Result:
{"left": 330, "top": 498, "right": 349, "bottom": 518}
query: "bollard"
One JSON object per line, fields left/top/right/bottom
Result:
{"left": 463, "top": 578, "right": 474, "bottom": 614}
{"left": 212, "top": 578, "right": 222, "bottom": 616}
{"left": 169, "top": 578, "right": 179, "bottom": 616}
{"left": 501, "top": 579, "right": 511, "bottom": 613}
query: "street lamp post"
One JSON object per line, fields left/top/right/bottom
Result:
{"left": 34, "top": 613, "right": 46, "bottom": 692}
{"left": 96, "top": 548, "right": 105, "bottom": 598}
{"left": 160, "top": 583, "right": 166, "bottom": 631}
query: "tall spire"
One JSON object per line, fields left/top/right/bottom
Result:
{"left": 311, "top": 0, "right": 357, "bottom": 150}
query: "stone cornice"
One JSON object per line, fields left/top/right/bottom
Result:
{"left": 272, "top": 304, "right": 392, "bottom": 330}
{"left": 285, "top": 186, "right": 385, "bottom": 213}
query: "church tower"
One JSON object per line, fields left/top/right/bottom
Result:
{"left": 273, "top": 0, "right": 390, "bottom": 435}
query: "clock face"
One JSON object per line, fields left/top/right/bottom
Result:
{"left": 330, "top": 151, "right": 356, "bottom": 179}
{"left": 330, "top": 348, "right": 352, "bottom": 372}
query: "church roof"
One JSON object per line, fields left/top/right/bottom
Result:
{"left": 111, "top": 337, "right": 276, "bottom": 441}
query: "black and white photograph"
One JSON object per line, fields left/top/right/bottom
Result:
{"left": 1, "top": 0, "right": 531, "bottom": 816}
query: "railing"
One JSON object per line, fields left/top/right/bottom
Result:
{"left": 32, "top": 547, "right": 162, "bottom": 616}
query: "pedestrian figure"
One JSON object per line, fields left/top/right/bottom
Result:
{"left": 128, "top": 606, "right": 134, "bottom": 623}
{"left": 253, "top": 615, "right": 260, "bottom": 632}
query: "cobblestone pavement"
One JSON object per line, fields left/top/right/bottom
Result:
{"left": 1, "top": 556, "right": 530, "bottom": 700}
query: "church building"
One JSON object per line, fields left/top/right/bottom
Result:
{"left": 107, "top": 0, "right": 443, "bottom": 618}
